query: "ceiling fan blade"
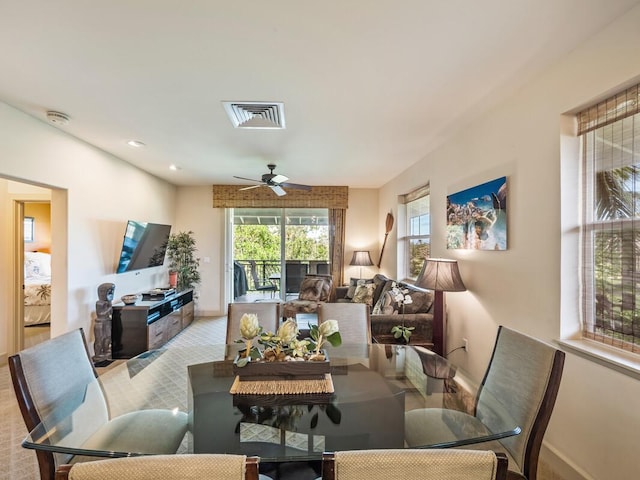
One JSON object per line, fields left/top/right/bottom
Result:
{"left": 271, "top": 174, "right": 288, "bottom": 183}
{"left": 280, "top": 182, "right": 312, "bottom": 191}
{"left": 233, "top": 175, "right": 262, "bottom": 183}
{"left": 270, "top": 185, "right": 287, "bottom": 196}
{"left": 239, "top": 184, "right": 262, "bottom": 191}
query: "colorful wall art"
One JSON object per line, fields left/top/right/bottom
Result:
{"left": 446, "top": 176, "right": 507, "bottom": 250}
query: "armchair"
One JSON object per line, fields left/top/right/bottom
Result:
{"left": 282, "top": 274, "right": 334, "bottom": 319}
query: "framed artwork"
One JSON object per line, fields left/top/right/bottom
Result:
{"left": 446, "top": 176, "right": 507, "bottom": 250}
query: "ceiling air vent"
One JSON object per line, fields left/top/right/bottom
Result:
{"left": 222, "top": 102, "right": 285, "bottom": 129}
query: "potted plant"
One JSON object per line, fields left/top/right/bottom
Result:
{"left": 389, "top": 282, "right": 415, "bottom": 343}
{"left": 166, "top": 231, "right": 201, "bottom": 291}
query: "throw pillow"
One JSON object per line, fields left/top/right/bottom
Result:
{"left": 378, "top": 291, "right": 400, "bottom": 315}
{"left": 345, "top": 277, "right": 373, "bottom": 300}
{"left": 298, "top": 277, "right": 325, "bottom": 301}
{"left": 374, "top": 283, "right": 434, "bottom": 315}
{"left": 351, "top": 283, "right": 376, "bottom": 306}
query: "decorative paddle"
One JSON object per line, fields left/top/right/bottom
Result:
{"left": 377, "top": 212, "right": 394, "bottom": 267}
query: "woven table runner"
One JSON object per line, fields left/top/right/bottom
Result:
{"left": 230, "top": 374, "right": 334, "bottom": 395}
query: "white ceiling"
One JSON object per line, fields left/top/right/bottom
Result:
{"left": 1, "top": 1, "right": 638, "bottom": 188}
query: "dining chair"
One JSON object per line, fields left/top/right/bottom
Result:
{"left": 317, "top": 302, "right": 371, "bottom": 345}
{"left": 404, "top": 326, "right": 565, "bottom": 480}
{"left": 285, "top": 261, "right": 309, "bottom": 294}
{"left": 249, "top": 260, "right": 278, "bottom": 298}
{"left": 55, "top": 454, "right": 261, "bottom": 480}
{"left": 9, "top": 329, "right": 189, "bottom": 480}
{"left": 227, "top": 302, "right": 281, "bottom": 343}
{"left": 321, "top": 449, "right": 508, "bottom": 480}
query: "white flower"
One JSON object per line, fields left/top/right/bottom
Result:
{"left": 277, "top": 318, "right": 299, "bottom": 344}
{"left": 318, "top": 319, "right": 339, "bottom": 337}
{"left": 239, "top": 313, "right": 260, "bottom": 340}
{"left": 403, "top": 294, "right": 413, "bottom": 305}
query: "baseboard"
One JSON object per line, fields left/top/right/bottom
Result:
{"left": 540, "top": 442, "right": 594, "bottom": 480}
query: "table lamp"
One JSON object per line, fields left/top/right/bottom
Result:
{"left": 350, "top": 250, "right": 374, "bottom": 279}
{"left": 414, "top": 258, "right": 466, "bottom": 356}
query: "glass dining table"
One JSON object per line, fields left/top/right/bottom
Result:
{"left": 22, "top": 343, "right": 520, "bottom": 463}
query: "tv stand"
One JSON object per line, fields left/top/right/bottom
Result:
{"left": 111, "top": 289, "right": 194, "bottom": 359}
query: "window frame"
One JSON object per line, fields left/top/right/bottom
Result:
{"left": 399, "top": 185, "right": 430, "bottom": 280}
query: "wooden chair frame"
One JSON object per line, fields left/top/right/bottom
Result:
{"left": 9, "top": 329, "right": 98, "bottom": 480}
{"left": 476, "top": 326, "right": 565, "bottom": 480}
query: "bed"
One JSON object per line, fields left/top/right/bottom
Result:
{"left": 24, "top": 251, "right": 51, "bottom": 326}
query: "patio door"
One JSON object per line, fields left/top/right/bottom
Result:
{"left": 230, "top": 208, "right": 329, "bottom": 301}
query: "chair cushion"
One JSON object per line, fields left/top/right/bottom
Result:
{"left": 65, "top": 454, "right": 247, "bottom": 479}
{"left": 299, "top": 275, "right": 333, "bottom": 302}
{"left": 283, "top": 300, "right": 322, "bottom": 318}
{"left": 299, "top": 277, "right": 326, "bottom": 301}
{"left": 333, "top": 449, "right": 500, "bottom": 480}
{"left": 81, "top": 409, "right": 188, "bottom": 455}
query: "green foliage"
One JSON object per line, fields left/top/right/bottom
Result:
{"left": 391, "top": 325, "right": 415, "bottom": 343}
{"left": 233, "top": 224, "right": 329, "bottom": 261}
{"left": 166, "top": 231, "right": 201, "bottom": 291}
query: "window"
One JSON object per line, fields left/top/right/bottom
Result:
{"left": 578, "top": 83, "right": 640, "bottom": 353}
{"left": 24, "top": 217, "right": 34, "bottom": 243}
{"left": 400, "top": 186, "right": 430, "bottom": 279}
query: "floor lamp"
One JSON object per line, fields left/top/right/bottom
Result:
{"left": 350, "top": 250, "right": 374, "bottom": 279}
{"left": 414, "top": 258, "right": 466, "bottom": 357}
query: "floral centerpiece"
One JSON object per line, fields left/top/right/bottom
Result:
{"left": 236, "top": 314, "right": 342, "bottom": 368}
{"left": 389, "top": 282, "right": 415, "bottom": 343}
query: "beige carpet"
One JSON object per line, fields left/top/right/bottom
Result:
{"left": 1, "top": 315, "right": 565, "bottom": 480}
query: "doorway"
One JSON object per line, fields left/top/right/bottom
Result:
{"left": 22, "top": 201, "right": 52, "bottom": 348}
{"left": 231, "top": 208, "right": 329, "bottom": 301}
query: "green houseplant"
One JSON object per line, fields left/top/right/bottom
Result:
{"left": 390, "top": 282, "right": 415, "bottom": 343}
{"left": 166, "top": 231, "right": 201, "bottom": 291}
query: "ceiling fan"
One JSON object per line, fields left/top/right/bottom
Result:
{"left": 234, "top": 164, "right": 312, "bottom": 196}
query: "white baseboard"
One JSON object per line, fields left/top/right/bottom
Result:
{"left": 540, "top": 442, "right": 594, "bottom": 480}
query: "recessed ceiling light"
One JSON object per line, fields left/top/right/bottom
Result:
{"left": 127, "top": 140, "right": 145, "bottom": 147}
{"left": 169, "top": 164, "right": 181, "bottom": 171}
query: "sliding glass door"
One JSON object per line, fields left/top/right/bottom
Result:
{"left": 231, "top": 208, "right": 329, "bottom": 301}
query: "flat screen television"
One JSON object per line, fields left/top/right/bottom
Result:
{"left": 116, "top": 221, "right": 172, "bottom": 273}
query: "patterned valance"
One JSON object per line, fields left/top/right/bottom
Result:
{"left": 212, "top": 185, "right": 349, "bottom": 209}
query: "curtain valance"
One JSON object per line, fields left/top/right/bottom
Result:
{"left": 212, "top": 185, "right": 348, "bottom": 208}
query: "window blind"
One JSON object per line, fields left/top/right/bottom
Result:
{"left": 579, "top": 81, "right": 640, "bottom": 352}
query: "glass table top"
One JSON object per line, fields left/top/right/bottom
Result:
{"left": 23, "top": 343, "right": 520, "bottom": 461}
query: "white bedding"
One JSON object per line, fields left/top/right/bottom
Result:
{"left": 24, "top": 252, "right": 51, "bottom": 326}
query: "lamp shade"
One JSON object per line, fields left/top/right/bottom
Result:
{"left": 350, "top": 250, "right": 374, "bottom": 266}
{"left": 415, "top": 258, "right": 466, "bottom": 292}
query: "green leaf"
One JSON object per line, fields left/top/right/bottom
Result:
{"left": 326, "top": 331, "right": 342, "bottom": 347}
{"left": 326, "top": 404, "right": 342, "bottom": 424}
{"left": 236, "top": 357, "right": 249, "bottom": 368}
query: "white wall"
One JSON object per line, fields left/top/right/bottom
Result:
{"left": 174, "top": 185, "right": 225, "bottom": 315}
{"left": 378, "top": 5, "right": 640, "bottom": 479}
{"left": 0, "top": 103, "right": 176, "bottom": 358}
